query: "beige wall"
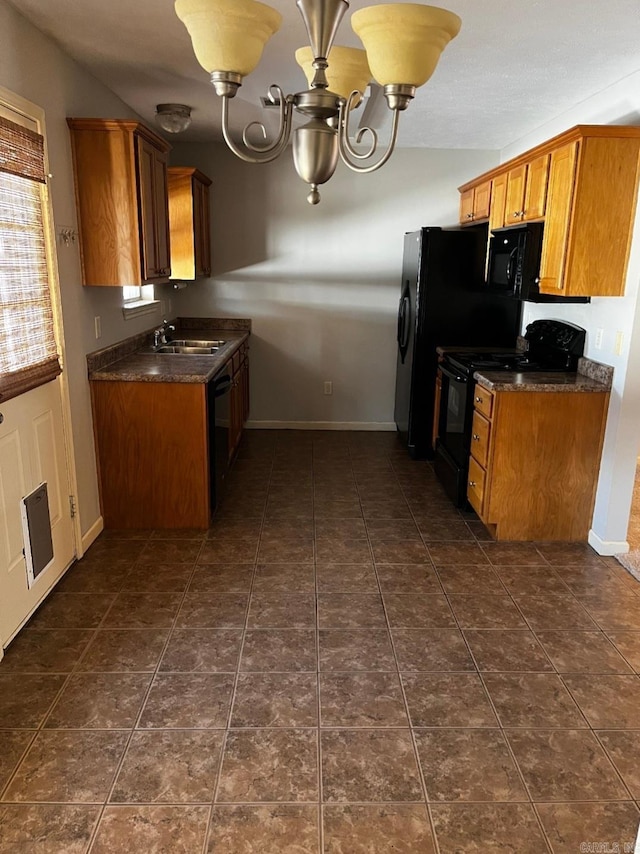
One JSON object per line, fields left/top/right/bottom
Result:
{"left": 170, "top": 142, "right": 499, "bottom": 426}
{"left": 0, "top": 0, "right": 174, "bottom": 541}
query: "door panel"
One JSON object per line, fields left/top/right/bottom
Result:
{"left": 0, "top": 379, "right": 76, "bottom": 645}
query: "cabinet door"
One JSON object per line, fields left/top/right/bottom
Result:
{"left": 459, "top": 188, "right": 474, "bottom": 224}
{"left": 523, "top": 153, "right": 549, "bottom": 220}
{"left": 473, "top": 180, "right": 491, "bottom": 220}
{"left": 92, "top": 381, "right": 209, "bottom": 529}
{"left": 459, "top": 182, "right": 491, "bottom": 225}
{"left": 195, "top": 178, "right": 211, "bottom": 278}
{"left": 504, "top": 165, "right": 527, "bottom": 225}
{"left": 241, "top": 352, "right": 250, "bottom": 425}
{"left": 489, "top": 172, "right": 508, "bottom": 231}
{"left": 538, "top": 141, "right": 579, "bottom": 294}
{"left": 153, "top": 148, "right": 171, "bottom": 278}
{"left": 136, "top": 135, "right": 170, "bottom": 281}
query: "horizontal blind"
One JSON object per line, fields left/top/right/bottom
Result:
{"left": 0, "top": 115, "right": 60, "bottom": 402}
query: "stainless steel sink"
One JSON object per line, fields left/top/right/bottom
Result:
{"left": 154, "top": 338, "right": 226, "bottom": 355}
{"left": 169, "top": 339, "right": 226, "bottom": 348}
{"left": 156, "top": 344, "right": 221, "bottom": 355}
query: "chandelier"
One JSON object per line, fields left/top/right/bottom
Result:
{"left": 175, "top": 0, "right": 461, "bottom": 204}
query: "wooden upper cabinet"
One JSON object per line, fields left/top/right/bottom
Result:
{"left": 137, "top": 135, "right": 171, "bottom": 281}
{"left": 538, "top": 142, "right": 578, "bottom": 294}
{"left": 504, "top": 164, "right": 527, "bottom": 225}
{"left": 489, "top": 173, "right": 508, "bottom": 232}
{"left": 460, "top": 124, "right": 640, "bottom": 297}
{"left": 459, "top": 179, "right": 491, "bottom": 225}
{"left": 523, "top": 153, "right": 550, "bottom": 220}
{"left": 67, "top": 118, "right": 171, "bottom": 286}
{"left": 168, "top": 167, "right": 212, "bottom": 280}
{"left": 504, "top": 154, "right": 549, "bottom": 225}
{"left": 540, "top": 133, "right": 640, "bottom": 297}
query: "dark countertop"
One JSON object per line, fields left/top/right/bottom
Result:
{"left": 475, "top": 370, "right": 610, "bottom": 393}
{"left": 87, "top": 318, "right": 250, "bottom": 384}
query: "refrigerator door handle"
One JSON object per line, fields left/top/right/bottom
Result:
{"left": 397, "top": 296, "right": 405, "bottom": 347}
{"left": 398, "top": 291, "right": 411, "bottom": 363}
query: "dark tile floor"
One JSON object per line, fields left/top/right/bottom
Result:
{"left": 1, "top": 429, "right": 639, "bottom": 852}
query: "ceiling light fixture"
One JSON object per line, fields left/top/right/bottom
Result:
{"left": 175, "top": 0, "right": 460, "bottom": 204}
{"left": 155, "top": 103, "right": 193, "bottom": 134}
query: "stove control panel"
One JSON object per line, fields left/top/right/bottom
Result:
{"left": 525, "top": 319, "right": 586, "bottom": 359}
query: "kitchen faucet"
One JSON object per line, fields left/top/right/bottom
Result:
{"left": 153, "top": 320, "right": 176, "bottom": 348}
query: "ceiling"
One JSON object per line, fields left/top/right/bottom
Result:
{"left": 8, "top": 0, "right": 640, "bottom": 149}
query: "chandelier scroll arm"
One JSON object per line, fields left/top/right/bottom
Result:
{"left": 338, "top": 91, "right": 401, "bottom": 174}
{"left": 221, "top": 86, "right": 294, "bottom": 164}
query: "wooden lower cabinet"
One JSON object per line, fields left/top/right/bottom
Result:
{"left": 467, "top": 386, "right": 609, "bottom": 541}
{"left": 91, "top": 344, "right": 250, "bottom": 530}
{"left": 91, "top": 381, "right": 209, "bottom": 529}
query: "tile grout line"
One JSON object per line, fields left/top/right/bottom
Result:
{"left": 371, "top": 449, "right": 444, "bottom": 854}
{"left": 443, "top": 580, "right": 555, "bottom": 854}
{"left": 313, "top": 442, "right": 323, "bottom": 854}
{"left": 204, "top": 441, "right": 273, "bottom": 852}
{"left": 0, "top": 567, "right": 133, "bottom": 811}
{"left": 85, "top": 538, "right": 203, "bottom": 854}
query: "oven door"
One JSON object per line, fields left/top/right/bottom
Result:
{"left": 434, "top": 362, "right": 474, "bottom": 507}
{"left": 438, "top": 363, "right": 471, "bottom": 468}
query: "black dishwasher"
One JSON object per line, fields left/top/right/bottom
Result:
{"left": 207, "top": 372, "right": 232, "bottom": 513}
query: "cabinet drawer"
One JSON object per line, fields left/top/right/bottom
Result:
{"left": 467, "top": 456, "right": 486, "bottom": 516}
{"left": 473, "top": 386, "right": 494, "bottom": 419}
{"left": 470, "top": 410, "right": 491, "bottom": 468}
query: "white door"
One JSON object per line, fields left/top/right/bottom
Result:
{"left": 0, "top": 378, "right": 76, "bottom": 643}
{"left": 0, "top": 90, "right": 78, "bottom": 647}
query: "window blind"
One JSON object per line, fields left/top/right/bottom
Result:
{"left": 0, "top": 115, "right": 61, "bottom": 402}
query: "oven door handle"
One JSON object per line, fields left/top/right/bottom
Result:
{"left": 439, "top": 364, "right": 468, "bottom": 384}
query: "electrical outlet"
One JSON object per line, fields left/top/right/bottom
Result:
{"left": 94, "top": 316, "right": 101, "bottom": 339}
{"left": 615, "top": 330, "right": 624, "bottom": 356}
{"left": 324, "top": 381, "right": 333, "bottom": 395}
{"left": 595, "top": 328, "right": 604, "bottom": 350}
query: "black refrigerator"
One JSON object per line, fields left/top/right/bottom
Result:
{"left": 394, "top": 227, "right": 522, "bottom": 459}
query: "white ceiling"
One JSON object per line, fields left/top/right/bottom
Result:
{"left": 8, "top": 0, "right": 640, "bottom": 149}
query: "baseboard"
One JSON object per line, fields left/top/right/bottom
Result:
{"left": 80, "top": 515, "right": 104, "bottom": 556}
{"left": 245, "top": 420, "right": 397, "bottom": 432}
{"left": 588, "top": 529, "right": 629, "bottom": 556}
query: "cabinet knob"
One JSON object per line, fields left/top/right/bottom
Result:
{"left": 469, "top": 480, "right": 476, "bottom": 488}
{"left": 472, "top": 433, "right": 480, "bottom": 441}
{"left": 466, "top": 213, "right": 474, "bottom": 219}
{"left": 475, "top": 396, "right": 483, "bottom": 403}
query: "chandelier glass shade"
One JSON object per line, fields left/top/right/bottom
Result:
{"left": 295, "top": 46, "right": 371, "bottom": 106}
{"left": 175, "top": 0, "right": 461, "bottom": 204}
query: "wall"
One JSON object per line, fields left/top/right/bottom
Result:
{"left": 170, "top": 142, "right": 499, "bottom": 426}
{"left": 500, "top": 70, "right": 640, "bottom": 553}
{"left": 0, "top": 0, "right": 173, "bottom": 543}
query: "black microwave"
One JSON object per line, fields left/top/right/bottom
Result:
{"left": 487, "top": 222, "right": 589, "bottom": 303}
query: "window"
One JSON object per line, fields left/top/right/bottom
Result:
{"left": 122, "top": 284, "right": 159, "bottom": 319}
{"left": 0, "top": 110, "right": 60, "bottom": 402}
